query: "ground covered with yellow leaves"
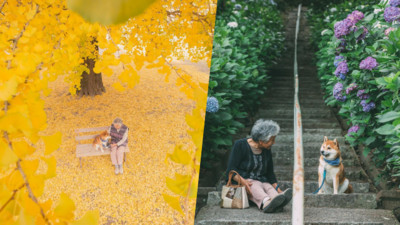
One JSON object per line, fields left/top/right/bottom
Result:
{"left": 36, "top": 61, "right": 209, "bottom": 224}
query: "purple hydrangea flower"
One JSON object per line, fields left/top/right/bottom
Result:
{"left": 347, "top": 10, "right": 365, "bottom": 25}
{"left": 206, "top": 97, "right": 219, "bottom": 113}
{"left": 334, "top": 56, "right": 345, "bottom": 67}
{"left": 360, "top": 100, "right": 376, "bottom": 112}
{"left": 334, "top": 19, "right": 354, "bottom": 38}
{"left": 385, "top": 27, "right": 396, "bottom": 36}
{"left": 346, "top": 83, "right": 358, "bottom": 94}
{"left": 335, "top": 61, "right": 349, "bottom": 79}
{"left": 357, "top": 90, "right": 370, "bottom": 100}
{"left": 359, "top": 57, "right": 379, "bottom": 70}
{"left": 333, "top": 82, "right": 347, "bottom": 102}
{"left": 390, "top": 0, "right": 400, "bottom": 7}
{"left": 348, "top": 125, "right": 360, "bottom": 136}
{"left": 384, "top": 6, "right": 400, "bottom": 22}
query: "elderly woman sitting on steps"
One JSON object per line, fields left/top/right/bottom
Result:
{"left": 108, "top": 118, "right": 128, "bottom": 175}
{"left": 226, "top": 119, "right": 292, "bottom": 213}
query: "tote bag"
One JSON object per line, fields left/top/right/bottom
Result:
{"left": 220, "top": 170, "right": 249, "bottom": 209}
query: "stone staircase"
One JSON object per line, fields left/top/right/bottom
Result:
{"left": 195, "top": 7, "right": 399, "bottom": 225}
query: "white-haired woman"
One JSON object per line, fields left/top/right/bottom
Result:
{"left": 108, "top": 118, "right": 128, "bottom": 175}
{"left": 226, "top": 119, "right": 292, "bottom": 213}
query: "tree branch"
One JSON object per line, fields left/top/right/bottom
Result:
{"left": 0, "top": 0, "right": 7, "bottom": 15}
{"left": 0, "top": 183, "right": 25, "bottom": 213}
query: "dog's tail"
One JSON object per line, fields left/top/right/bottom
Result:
{"left": 345, "top": 184, "right": 353, "bottom": 194}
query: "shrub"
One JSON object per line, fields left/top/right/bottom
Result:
{"left": 202, "top": 0, "right": 285, "bottom": 167}
{"left": 308, "top": 0, "right": 400, "bottom": 187}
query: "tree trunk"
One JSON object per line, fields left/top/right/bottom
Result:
{"left": 77, "top": 57, "right": 106, "bottom": 97}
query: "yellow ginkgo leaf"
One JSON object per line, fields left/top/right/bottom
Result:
{"left": 29, "top": 174, "right": 45, "bottom": 197}
{"left": 54, "top": 193, "right": 76, "bottom": 221}
{"left": 67, "top": 0, "right": 158, "bottom": 25}
{"left": 166, "top": 174, "right": 191, "bottom": 196}
{"left": 12, "top": 141, "right": 35, "bottom": 159}
{"left": 112, "top": 82, "right": 125, "bottom": 92}
{"left": 42, "top": 157, "right": 57, "bottom": 179}
{"left": 166, "top": 146, "right": 191, "bottom": 165}
{"left": 0, "top": 76, "right": 19, "bottom": 101}
{"left": 71, "top": 210, "right": 99, "bottom": 225}
{"left": 42, "top": 132, "right": 62, "bottom": 155}
{"left": 14, "top": 207, "right": 35, "bottom": 225}
{"left": 0, "top": 139, "right": 18, "bottom": 169}
{"left": 5, "top": 170, "right": 24, "bottom": 191}
{"left": 20, "top": 159, "right": 39, "bottom": 178}
{"left": 162, "top": 194, "right": 183, "bottom": 215}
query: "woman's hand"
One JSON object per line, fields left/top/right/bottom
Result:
{"left": 240, "top": 177, "right": 253, "bottom": 196}
{"left": 277, "top": 188, "right": 283, "bottom": 193}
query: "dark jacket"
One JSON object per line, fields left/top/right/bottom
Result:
{"left": 225, "top": 138, "right": 277, "bottom": 184}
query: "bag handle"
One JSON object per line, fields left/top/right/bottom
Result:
{"left": 226, "top": 170, "right": 243, "bottom": 188}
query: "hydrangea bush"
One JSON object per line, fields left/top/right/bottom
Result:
{"left": 308, "top": 0, "right": 400, "bottom": 187}
{"left": 203, "top": 0, "right": 285, "bottom": 166}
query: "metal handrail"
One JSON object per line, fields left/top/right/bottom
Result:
{"left": 292, "top": 4, "right": 304, "bottom": 225}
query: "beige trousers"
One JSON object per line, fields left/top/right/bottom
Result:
{"left": 247, "top": 179, "right": 279, "bottom": 209}
{"left": 111, "top": 145, "right": 125, "bottom": 165}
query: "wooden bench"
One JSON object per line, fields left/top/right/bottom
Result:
{"left": 75, "top": 126, "right": 129, "bottom": 168}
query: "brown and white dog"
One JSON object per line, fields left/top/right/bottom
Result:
{"left": 317, "top": 136, "right": 353, "bottom": 194}
{"left": 93, "top": 131, "right": 111, "bottom": 152}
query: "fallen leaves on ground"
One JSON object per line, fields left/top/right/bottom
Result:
{"left": 34, "top": 61, "right": 209, "bottom": 225}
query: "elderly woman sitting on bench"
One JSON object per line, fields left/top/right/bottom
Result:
{"left": 108, "top": 118, "right": 129, "bottom": 175}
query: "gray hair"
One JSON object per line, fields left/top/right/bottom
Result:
{"left": 250, "top": 119, "right": 280, "bottom": 143}
{"left": 113, "top": 118, "right": 123, "bottom": 124}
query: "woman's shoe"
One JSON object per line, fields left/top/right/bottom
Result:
{"left": 275, "top": 188, "right": 293, "bottom": 212}
{"left": 114, "top": 165, "right": 120, "bottom": 175}
{"left": 119, "top": 165, "right": 123, "bottom": 174}
{"left": 262, "top": 194, "right": 285, "bottom": 213}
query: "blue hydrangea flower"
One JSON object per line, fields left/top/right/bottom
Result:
{"left": 359, "top": 57, "right": 378, "bottom": 70}
{"left": 234, "top": 4, "right": 242, "bottom": 10}
{"left": 390, "top": 0, "right": 400, "bottom": 7}
{"left": 384, "top": 6, "right": 400, "bottom": 22}
{"left": 333, "top": 82, "right": 347, "bottom": 102}
{"left": 357, "top": 90, "right": 370, "bottom": 100}
{"left": 360, "top": 100, "right": 375, "bottom": 112}
{"left": 334, "top": 56, "right": 345, "bottom": 67}
{"left": 335, "top": 61, "right": 349, "bottom": 79}
{"left": 206, "top": 97, "right": 219, "bottom": 113}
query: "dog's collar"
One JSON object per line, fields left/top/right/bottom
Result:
{"left": 324, "top": 158, "right": 340, "bottom": 166}
{"left": 101, "top": 138, "right": 108, "bottom": 143}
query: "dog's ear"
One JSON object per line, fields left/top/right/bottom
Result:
{"left": 324, "top": 136, "right": 328, "bottom": 142}
{"left": 334, "top": 138, "right": 339, "bottom": 148}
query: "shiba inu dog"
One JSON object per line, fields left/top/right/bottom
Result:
{"left": 317, "top": 136, "right": 353, "bottom": 194}
{"left": 93, "top": 131, "right": 111, "bottom": 152}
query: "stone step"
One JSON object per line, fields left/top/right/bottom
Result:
{"left": 273, "top": 156, "right": 355, "bottom": 167}
{"left": 262, "top": 98, "right": 326, "bottom": 104}
{"left": 195, "top": 206, "right": 398, "bottom": 225}
{"left": 258, "top": 109, "right": 334, "bottom": 119}
{"left": 271, "top": 147, "right": 354, "bottom": 159}
{"left": 279, "top": 128, "right": 343, "bottom": 136}
{"left": 263, "top": 120, "right": 341, "bottom": 129}
{"left": 274, "top": 166, "right": 362, "bottom": 180}
{"left": 206, "top": 191, "right": 377, "bottom": 209}
{"left": 275, "top": 134, "right": 345, "bottom": 144}
{"left": 277, "top": 180, "right": 369, "bottom": 193}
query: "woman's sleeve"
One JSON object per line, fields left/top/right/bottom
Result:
{"left": 266, "top": 150, "right": 277, "bottom": 184}
{"left": 117, "top": 128, "right": 128, "bottom": 146}
{"left": 226, "top": 140, "right": 244, "bottom": 182}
